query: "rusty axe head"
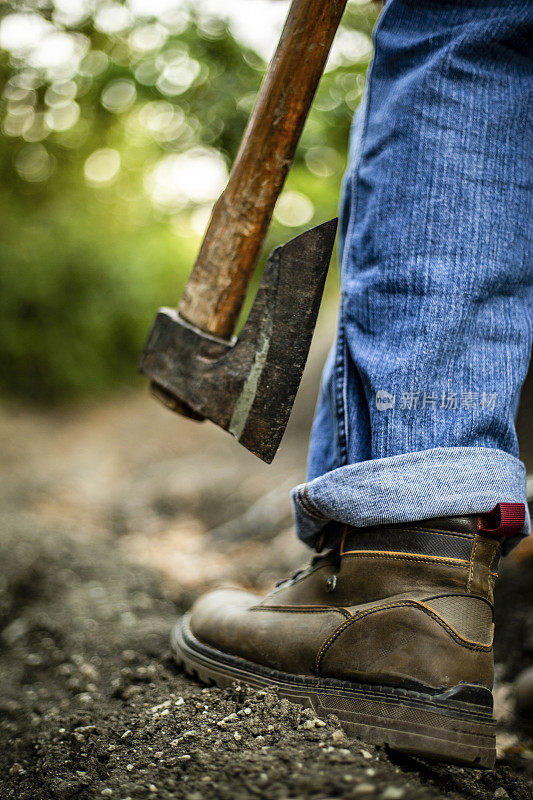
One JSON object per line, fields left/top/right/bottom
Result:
{"left": 138, "top": 218, "right": 337, "bottom": 463}
{"left": 138, "top": 0, "right": 347, "bottom": 462}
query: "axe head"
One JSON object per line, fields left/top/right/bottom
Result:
{"left": 138, "top": 218, "right": 337, "bottom": 463}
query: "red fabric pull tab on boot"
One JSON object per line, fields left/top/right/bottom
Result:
{"left": 477, "top": 503, "right": 526, "bottom": 538}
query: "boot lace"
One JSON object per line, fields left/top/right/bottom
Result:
{"left": 274, "top": 549, "right": 341, "bottom": 588}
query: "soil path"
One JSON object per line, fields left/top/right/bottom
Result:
{"left": 1, "top": 319, "right": 532, "bottom": 799}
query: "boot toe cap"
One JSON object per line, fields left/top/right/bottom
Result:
{"left": 189, "top": 587, "right": 261, "bottom": 650}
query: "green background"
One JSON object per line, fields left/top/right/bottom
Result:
{"left": 0, "top": 1, "right": 379, "bottom": 402}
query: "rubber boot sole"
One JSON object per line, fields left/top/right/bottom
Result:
{"left": 171, "top": 614, "right": 496, "bottom": 768}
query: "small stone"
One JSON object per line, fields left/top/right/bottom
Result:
{"left": 148, "top": 786, "right": 157, "bottom": 793}
{"left": 79, "top": 663, "right": 98, "bottom": 680}
{"left": 494, "top": 790, "right": 509, "bottom": 799}
{"left": 73, "top": 725, "right": 97, "bottom": 742}
{"left": 126, "top": 764, "right": 134, "bottom": 772}
{"left": 354, "top": 783, "right": 376, "bottom": 795}
{"left": 150, "top": 700, "right": 171, "bottom": 714}
{"left": 302, "top": 717, "right": 326, "bottom": 729}
{"left": 361, "top": 749, "right": 373, "bottom": 759}
{"left": 217, "top": 713, "right": 238, "bottom": 726}
{"left": 331, "top": 729, "right": 346, "bottom": 744}
{"left": 382, "top": 787, "right": 405, "bottom": 800}
{"left": 366, "top": 768, "right": 376, "bottom": 777}
{"left": 2, "top": 618, "right": 29, "bottom": 645}
{"left": 175, "top": 697, "right": 184, "bottom": 706}
{"left": 121, "top": 730, "right": 132, "bottom": 739}
{"left": 122, "top": 649, "right": 137, "bottom": 661}
{"left": 234, "top": 732, "right": 242, "bottom": 741}
{"left": 243, "top": 707, "right": 252, "bottom": 715}
{"left": 101, "top": 790, "right": 113, "bottom": 797}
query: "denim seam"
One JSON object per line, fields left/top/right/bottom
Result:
{"left": 333, "top": 321, "right": 349, "bottom": 466}
{"left": 340, "top": 0, "right": 382, "bottom": 283}
{"left": 333, "top": 9, "right": 382, "bottom": 467}
{"left": 302, "top": 484, "right": 328, "bottom": 519}
{"left": 297, "top": 486, "right": 328, "bottom": 520}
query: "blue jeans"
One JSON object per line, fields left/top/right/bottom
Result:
{"left": 292, "top": 0, "right": 532, "bottom": 554}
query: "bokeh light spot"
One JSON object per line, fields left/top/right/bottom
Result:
{"left": 15, "top": 143, "right": 55, "bottom": 182}
{"left": 45, "top": 81, "right": 77, "bottom": 108}
{"left": 129, "top": 23, "right": 167, "bottom": 53}
{"left": 137, "top": 101, "right": 188, "bottom": 142}
{"left": 145, "top": 148, "right": 228, "bottom": 211}
{"left": 328, "top": 28, "right": 372, "bottom": 70}
{"left": 101, "top": 80, "right": 137, "bottom": 114}
{"left": 305, "top": 146, "right": 343, "bottom": 178}
{"left": 156, "top": 48, "right": 200, "bottom": 96}
{"left": 79, "top": 50, "right": 109, "bottom": 78}
{"left": 190, "top": 205, "right": 213, "bottom": 236}
{"left": 0, "top": 13, "right": 50, "bottom": 54}
{"left": 274, "top": 191, "right": 314, "bottom": 227}
{"left": 84, "top": 148, "right": 121, "bottom": 185}
{"left": 135, "top": 59, "right": 159, "bottom": 86}
{"left": 94, "top": 4, "right": 133, "bottom": 35}
{"left": 45, "top": 102, "right": 80, "bottom": 132}
{"left": 3, "top": 105, "right": 34, "bottom": 138}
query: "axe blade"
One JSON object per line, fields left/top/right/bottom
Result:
{"left": 138, "top": 218, "right": 337, "bottom": 463}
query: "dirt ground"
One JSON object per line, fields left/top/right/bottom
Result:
{"left": 1, "top": 319, "right": 532, "bottom": 799}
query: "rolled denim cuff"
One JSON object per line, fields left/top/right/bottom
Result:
{"left": 292, "top": 446, "right": 529, "bottom": 555}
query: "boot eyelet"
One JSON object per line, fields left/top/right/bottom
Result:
{"left": 325, "top": 575, "right": 337, "bottom": 592}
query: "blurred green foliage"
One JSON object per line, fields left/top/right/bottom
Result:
{"left": 0, "top": 1, "right": 378, "bottom": 402}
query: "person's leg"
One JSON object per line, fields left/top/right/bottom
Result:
{"left": 295, "top": 0, "right": 532, "bottom": 553}
{"left": 174, "top": 0, "right": 532, "bottom": 765}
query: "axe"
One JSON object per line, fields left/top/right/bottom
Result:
{"left": 139, "top": 0, "right": 347, "bottom": 463}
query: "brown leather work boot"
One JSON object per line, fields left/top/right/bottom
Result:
{"left": 172, "top": 509, "right": 518, "bottom": 768}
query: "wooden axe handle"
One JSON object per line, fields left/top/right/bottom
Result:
{"left": 179, "top": 0, "right": 347, "bottom": 340}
